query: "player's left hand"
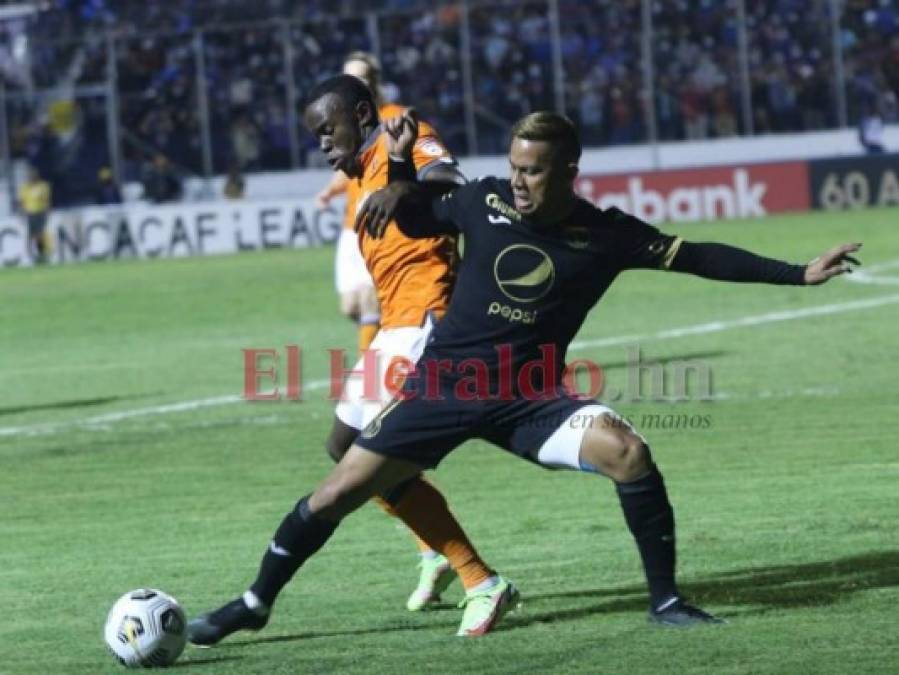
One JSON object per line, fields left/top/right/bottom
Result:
{"left": 355, "top": 182, "right": 414, "bottom": 238}
{"left": 804, "top": 242, "right": 862, "bottom": 285}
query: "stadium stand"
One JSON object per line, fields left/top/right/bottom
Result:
{"left": 0, "top": 0, "right": 896, "bottom": 207}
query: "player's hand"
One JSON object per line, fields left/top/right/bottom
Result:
{"left": 314, "top": 189, "right": 331, "bottom": 210}
{"left": 385, "top": 108, "right": 419, "bottom": 160}
{"left": 355, "top": 182, "right": 414, "bottom": 238}
{"left": 804, "top": 242, "right": 862, "bottom": 285}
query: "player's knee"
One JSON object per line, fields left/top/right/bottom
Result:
{"left": 615, "top": 436, "right": 652, "bottom": 482}
{"left": 582, "top": 422, "right": 651, "bottom": 482}
{"left": 311, "top": 475, "right": 357, "bottom": 515}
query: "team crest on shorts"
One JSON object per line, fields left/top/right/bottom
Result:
{"left": 360, "top": 417, "right": 381, "bottom": 439}
{"left": 361, "top": 397, "right": 402, "bottom": 439}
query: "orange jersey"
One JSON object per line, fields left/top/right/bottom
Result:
{"left": 378, "top": 102, "right": 406, "bottom": 120}
{"left": 342, "top": 103, "right": 408, "bottom": 230}
{"left": 343, "top": 176, "right": 362, "bottom": 230}
{"left": 355, "top": 119, "right": 459, "bottom": 328}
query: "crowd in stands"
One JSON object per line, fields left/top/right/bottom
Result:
{"left": 0, "top": 0, "right": 895, "bottom": 207}
{"left": 558, "top": 1, "right": 645, "bottom": 145}
{"left": 467, "top": 1, "right": 556, "bottom": 152}
{"left": 378, "top": 6, "right": 468, "bottom": 152}
{"left": 843, "top": 0, "right": 899, "bottom": 123}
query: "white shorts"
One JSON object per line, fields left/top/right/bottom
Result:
{"left": 335, "top": 228, "right": 374, "bottom": 295}
{"left": 334, "top": 317, "right": 434, "bottom": 430}
{"left": 536, "top": 404, "right": 644, "bottom": 471}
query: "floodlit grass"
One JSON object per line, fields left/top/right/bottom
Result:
{"left": 2, "top": 208, "right": 897, "bottom": 674}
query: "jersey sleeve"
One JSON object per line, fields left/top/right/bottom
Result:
{"left": 411, "top": 124, "right": 459, "bottom": 180}
{"left": 430, "top": 180, "right": 482, "bottom": 235}
{"left": 602, "top": 207, "right": 682, "bottom": 270}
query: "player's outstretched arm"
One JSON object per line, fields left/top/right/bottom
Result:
{"left": 669, "top": 240, "right": 862, "bottom": 286}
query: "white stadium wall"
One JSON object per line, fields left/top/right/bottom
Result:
{"left": 187, "top": 125, "right": 899, "bottom": 201}
{"left": 2, "top": 127, "right": 897, "bottom": 268}
{"left": 0, "top": 196, "right": 345, "bottom": 268}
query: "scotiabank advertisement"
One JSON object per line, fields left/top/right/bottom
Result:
{"left": 576, "top": 161, "right": 811, "bottom": 223}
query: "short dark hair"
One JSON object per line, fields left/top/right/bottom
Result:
{"left": 510, "top": 111, "right": 581, "bottom": 164}
{"left": 304, "top": 74, "right": 376, "bottom": 112}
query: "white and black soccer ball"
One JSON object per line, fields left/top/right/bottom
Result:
{"left": 104, "top": 588, "right": 187, "bottom": 668}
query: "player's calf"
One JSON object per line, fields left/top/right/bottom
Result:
{"left": 576, "top": 415, "right": 720, "bottom": 620}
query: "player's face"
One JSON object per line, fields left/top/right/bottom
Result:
{"left": 509, "top": 138, "right": 576, "bottom": 220}
{"left": 304, "top": 94, "right": 368, "bottom": 177}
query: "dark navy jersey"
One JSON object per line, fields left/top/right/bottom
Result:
{"left": 413, "top": 176, "right": 681, "bottom": 393}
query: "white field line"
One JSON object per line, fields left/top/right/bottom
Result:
{"left": 709, "top": 385, "right": 842, "bottom": 401}
{"left": 3, "top": 289, "right": 899, "bottom": 439}
{"left": 1, "top": 361, "right": 139, "bottom": 376}
{"left": 842, "top": 257, "right": 899, "bottom": 286}
{"left": 849, "top": 277, "right": 899, "bottom": 286}
{"left": 846, "top": 264, "right": 899, "bottom": 285}
{"left": 0, "top": 379, "right": 332, "bottom": 438}
{"left": 856, "top": 258, "right": 899, "bottom": 273}
{"left": 569, "top": 293, "right": 899, "bottom": 351}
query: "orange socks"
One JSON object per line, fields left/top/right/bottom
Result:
{"left": 358, "top": 321, "right": 379, "bottom": 353}
{"left": 372, "top": 496, "right": 431, "bottom": 553}
{"left": 374, "top": 478, "right": 494, "bottom": 590}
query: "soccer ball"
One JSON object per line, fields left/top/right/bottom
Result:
{"left": 104, "top": 589, "right": 187, "bottom": 668}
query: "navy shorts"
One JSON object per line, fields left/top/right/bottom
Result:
{"left": 354, "top": 376, "right": 594, "bottom": 468}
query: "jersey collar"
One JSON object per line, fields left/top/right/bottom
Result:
{"left": 356, "top": 124, "right": 383, "bottom": 164}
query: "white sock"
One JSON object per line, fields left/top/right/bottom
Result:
{"left": 467, "top": 575, "right": 499, "bottom": 595}
{"left": 242, "top": 590, "right": 270, "bottom": 616}
{"left": 420, "top": 550, "right": 439, "bottom": 560}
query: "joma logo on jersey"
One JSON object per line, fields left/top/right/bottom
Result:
{"left": 564, "top": 227, "right": 590, "bottom": 249}
{"left": 485, "top": 193, "right": 522, "bottom": 221}
{"left": 493, "top": 244, "right": 555, "bottom": 302}
{"left": 487, "top": 302, "right": 537, "bottom": 324}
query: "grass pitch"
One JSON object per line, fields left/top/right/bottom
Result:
{"left": 2, "top": 208, "right": 898, "bottom": 674}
